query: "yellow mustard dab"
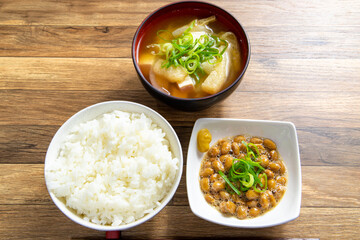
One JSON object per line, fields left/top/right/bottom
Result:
{"left": 197, "top": 128, "right": 212, "bottom": 152}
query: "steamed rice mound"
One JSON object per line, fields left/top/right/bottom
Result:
{"left": 45, "top": 110, "right": 179, "bottom": 226}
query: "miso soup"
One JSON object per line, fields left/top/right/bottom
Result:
{"left": 137, "top": 15, "right": 242, "bottom": 98}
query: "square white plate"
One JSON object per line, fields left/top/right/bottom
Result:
{"left": 186, "top": 118, "right": 301, "bottom": 228}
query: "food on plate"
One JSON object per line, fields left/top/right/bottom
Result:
{"left": 197, "top": 128, "right": 212, "bottom": 152}
{"left": 45, "top": 110, "right": 179, "bottom": 226}
{"left": 199, "top": 135, "right": 287, "bottom": 219}
{"left": 138, "top": 15, "right": 241, "bottom": 98}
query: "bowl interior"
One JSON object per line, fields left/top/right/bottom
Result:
{"left": 186, "top": 118, "right": 301, "bottom": 228}
{"left": 44, "top": 101, "right": 183, "bottom": 231}
{"left": 132, "top": 1, "right": 250, "bottom": 101}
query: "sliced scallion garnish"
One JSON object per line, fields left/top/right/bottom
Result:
{"left": 148, "top": 20, "right": 228, "bottom": 84}
{"left": 219, "top": 140, "right": 268, "bottom": 195}
{"left": 219, "top": 171, "right": 241, "bottom": 195}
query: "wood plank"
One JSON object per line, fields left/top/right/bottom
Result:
{"left": 0, "top": 58, "right": 142, "bottom": 90}
{"left": 246, "top": 25, "right": 360, "bottom": 59}
{"left": 1, "top": 58, "right": 359, "bottom": 92}
{"left": 1, "top": 164, "right": 359, "bottom": 208}
{"left": 0, "top": 204, "right": 358, "bottom": 239}
{"left": 1, "top": 125, "right": 359, "bottom": 166}
{"left": 0, "top": 0, "right": 359, "bottom": 27}
{"left": 0, "top": 26, "right": 133, "bottom": 58}
{"left": 0, "top": 164, "right": 51, "bottom": 205}
{"left": 0, "top": 204, "right": 104, "bottom": 239}
{"left": 301, "top": 167, "right": 360, "bottom": 208}
{"left": 246, "top": 59, "right": 360, "bottom": 92}
{"left": 123, "top": 207, "right": 359, "bottom": 240}
{"left": 0, "top": 25, "right": 359, "bottom": 59}
{"left": 0, "top": 125, "right": 54, "bottom": 164}
{"left": 296, "top": 127, "right": 360, "bottom": 166}
{"left": 0, "top": 90, "right": 359, "bottom": 128}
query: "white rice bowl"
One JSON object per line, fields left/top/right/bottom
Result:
{"left": 45, "top": 110, "right": 179, "bottom": 226}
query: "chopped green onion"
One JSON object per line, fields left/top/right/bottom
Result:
{"left": 219, "top": 171, "right": 241, "bottom": 195}
{"left": 183, "top": 20, "right": 195, "bottom": 35}
{"left": 148, "top": 19, "right": 228, "bottom": 84}
{"left": 218, "top": 140, "right": 268, "bottom": 195}
{"left": 240, "top": 173, "right": 254, "bottom": 188}
{"left": 193, "top": 72, "right": 199, "bottom": 83}
{"left": 219, "top": 39, "right": 229, "bottom": 55}
{"left": 254, "top": 174, "right": 268, "bottom": 193}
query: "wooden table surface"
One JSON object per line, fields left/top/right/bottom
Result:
{"left": 1, "top": 0, "right": 359, "bottom": 239}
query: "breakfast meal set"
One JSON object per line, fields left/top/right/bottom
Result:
{"left": 44, "top": 1, "right": 301, "bottom": 234}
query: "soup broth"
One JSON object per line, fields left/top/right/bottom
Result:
{"left": 137, "top": 14, "right": 242, "bottom": 98}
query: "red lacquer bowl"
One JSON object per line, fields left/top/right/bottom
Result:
{"left": 132, "top": 1, "right": 250, "bottom": 111}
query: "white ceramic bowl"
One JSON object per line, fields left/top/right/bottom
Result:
{"left": 186, "top": 118, "right": 301, "bottom": 228}
{"left": 44, "top": 101, "right": 183, "bottom": 231}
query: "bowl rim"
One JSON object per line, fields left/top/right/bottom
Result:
{"left": 131, "top": 0, "right": 251, "bottom": 101}
{"left": 44, "top": 100, "right": 183, "bottom": 231}
{"left": 186, "top": 118, "right": 302, "bottom": 228}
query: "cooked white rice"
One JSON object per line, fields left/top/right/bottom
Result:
{"left": 45, "top": 110, "right": 179, "bottom": 226}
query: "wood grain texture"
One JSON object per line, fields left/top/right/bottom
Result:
{"left": 1, "top": 90, "right": 359, "bottom": 128}
{"left": 1, "top": 0, "right": 359, "bottom": 239}
{"left": 1, "top": 125, "right": 359, "bottom": 166}
{"left": 0, "top": 58, "right": 139, "bottom": 90}
{"left": 1, "top": 58, "right": 359, "bottom": 91}
{"left": 0, "top": 26, "right": 359, "bottom": 58}
{"left": 1, "top": 0, "right": 359, "bottom": 27}
{"left": 1, "top": 164, "right": 359, "bottom": 208}
{"left": 0, "top": 26, "right": 134, "bottom": 58}
{"left": 0, "top": 204, "right": 358, "bottom": 240}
